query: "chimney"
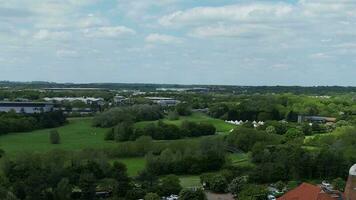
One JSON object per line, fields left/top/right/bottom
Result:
{"left": 345, "top": 164, "right": 356, "bottom": 200}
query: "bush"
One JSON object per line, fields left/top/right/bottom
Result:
{"left": 0, "top": 149, "right": 4, "bottom": 158}
{"left": 104, "top": 128, "right": 114, "bottom": 140}
{"left": 160, "top": 175, "right": 182, "bottom": 196}
{"left": 144, "top": 193, "right": 160, "bottom": 200}
{"left": 0, "top": 111, "right": 66, "bottom": 136}
{"left": 176, "top": 103, "right": 192, "bottom": 116}
{"left": 179, "top": 188, "right": 206, "bottom": 200}
{"left": 204, "top": 174, "right": 228, "bottom": 193}
{"left": 167, "top": 110, "right": 180, "bottom": 120}
{"left": 49, "top": 130, "right": 60, "bottom": 144}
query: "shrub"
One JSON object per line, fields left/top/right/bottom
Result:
{"left": 176, "top": 103, "right": 192, "bottom": 116}
{"left": 179, "top": 188, "right": 206, "bottom": 200}
{"left": 160, "top": 175, "right": 182, "bottom": 196}
{"left": 167, "top": 110, "right": 180, "bottom": 120}
{"left": 144, "top": 193, "right": 160, "bottom": 200}
{"left": 49, "top": 130, "right": 60, "bottom": 144}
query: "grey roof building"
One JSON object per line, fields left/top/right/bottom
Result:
{"left": 0, "top": 102, "right": 54, "bottom": 114}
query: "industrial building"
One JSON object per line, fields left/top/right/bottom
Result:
{"left": 0, "top": 102, "right": 54, "bottom": 114}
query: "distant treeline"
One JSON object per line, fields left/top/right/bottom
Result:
{"left": 93, "top": 105, "right": 163, "bottom": 127}
{"left": 106, "top": 120, "right": 216, "bottom": 141}
{"left": 2, "top": 81, "right": 356, "bottom": 94}
{"left": 209, "top": 94, "right": 356, "bottom": 121}
{"left": 0, "top": 111, "right": 66, "bottom": 135}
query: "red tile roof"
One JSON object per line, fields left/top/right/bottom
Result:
{"left": 277, "top": 183, "right": 343, "bottom": 200}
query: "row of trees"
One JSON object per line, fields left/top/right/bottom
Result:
{"left": 93, "top": 105, "right": 163, "bottom": 127}
{"left": 105, "top": 120, "right": 216, "bottom": 141}
{"left": 0, "top": 111, "right": 66, "bottom": 135}
{"left": 208, "top": 94, "right": 356, "bottom": 122}
{"left": 145, "top": 138, "right": 226, "bottom": 175}
{"left": 0, "top": 149, "right": 205, "bottom": 200}
{"left": 0, "top": 152, "right": 131, "bottom": 200}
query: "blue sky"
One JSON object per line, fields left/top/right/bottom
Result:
{"left": 1, "top": 0, "right": 356, "bottom": 86}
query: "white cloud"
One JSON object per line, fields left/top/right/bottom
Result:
{"left": 117, "top": 0, "right": 178, "bottom": 20}
{"left": 56, "top": 49, "right": 79, "bottom": 58}
{"left": 78, "top": 14, "right": 109, "bottom": 28}
{"left": 310, "top": 52, "right": 331, "bottom": 59}
{"left": 33, "top": 29, "right": 71, "bottom": 40}
{"left": 159, "top": 3, "right": 294, "bottom": 26}
{"left": 83, "top": 26, "right": 136, "bottom": 38}
{"left": 145, "top": 33, "right": 181, "bottom": 44}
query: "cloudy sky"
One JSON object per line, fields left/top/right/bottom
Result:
{"left": 1, "top": 0, "right": 356, "bottom": 86}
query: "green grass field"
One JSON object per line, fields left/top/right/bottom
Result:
{"left": 228, "top": 153, "right": 253, "bottom": 167}
{"left": 0, "top": 114, "right": 236, "bottom": 179}
{"left": 135, "top": 112, "right": 236, "bottom": 134}
{"left": 179, "top": 175, "right": 202, "bottom": 188}
{"left": 0, "top": 118, "right": 113, "bottom": 156}
{"left": 115, "top": 157, "right": 146, "bottom": 177}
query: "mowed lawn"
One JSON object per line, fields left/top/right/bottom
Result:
{"left": 0, "top": 118, "right": 114, "bottom": 156}
{"left": 135, "top": 113, "right": 236, "bottom": 134}
{"left": 113, "top": 157, "right": 146, "bottom": 177}
{"left": 179, "top": 175, "right": 202, "bottom": 188}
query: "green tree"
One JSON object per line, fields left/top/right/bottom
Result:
{"left": 136, "top": 169, "right": 159, "bottom": 189}
{"left": 49, "top": 130, "right": 60, "bottom": 144}
{"left": 210, "top": 174, "right": 228, "bottom": 193}
{"left": 239, "top": 184, "right": 268, "bottom": 200}
{"left": 79, "top": 173, "right": 96, "bottom": 200}
{"left": 266, "top": 126, "right": 277, "bottom": 134}
{"left": 0, "top": 148, "right": 4, "bottom": 158}
{"left": 0, "top": 186, "right": 19, "bottom": 200}
{"left": 125, "top": 187, "right": 145, "bottom": 200}
{"left": 111, "top": 162, "right": 131, "bottom": 197}
{"left": 167, "top": 110, "right": 180, "bottom": 120}
{"left": 144, "top": 193, "right": 160, "bottom": 200}
{"left": 285, "top": 128, "right": 304, "bottom": 141}
{"left": 104, "top": 128, "right": 114, "bottom": 140}
{"left": 228, "top": 177, "right": 247, "bottom": 198}
{"left": 332, "top": 177, "right": 346, "bottom": 192}
{"left": 179, "top": 188, "right": 206, "bottom": 200}
{"left": 54, "top": 178, "right": 72, "bottom": 200}
{"left": 160, "top": 175, "right": 182, "bottom": 196}
{"left": 176, "top": 103, "right": 192, "bottom": 116}
{"left": 275, "top": 181, "right": 285, "bottom": 192}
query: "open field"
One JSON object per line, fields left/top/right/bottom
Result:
{"left": 116, "top": 157, "right": 146, "bottom": 177}
{"left": 0, "top": 118, "right": 113, "bottom": 156}
{"left": 135, "top": 112, "right": 236, "bottom": 134}
{"left": 0, "top": 115, "right": 236, "bottom": 180}
{"left": 179, "top": 175, "right": 202, "bottom": 188}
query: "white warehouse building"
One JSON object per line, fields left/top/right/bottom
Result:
{"left": 0, "top": 102, "right": 55, "bottom": 114}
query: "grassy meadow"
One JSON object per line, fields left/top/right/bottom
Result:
{"left": 0, "top": 118, "right": 113, "bottom": 156}
{"left": 0, "top": 113, "right": 237, "bottom": 184}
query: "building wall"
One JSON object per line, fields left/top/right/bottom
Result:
{"left": 0, "top": 105, "right": 54, "bottom": 114}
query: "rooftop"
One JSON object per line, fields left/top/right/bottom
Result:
{"left": 278, "top": 183, "right": 343, "bottom": 200}
{"left": 0, "top": 102, "right": 54, "bottom": 107}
